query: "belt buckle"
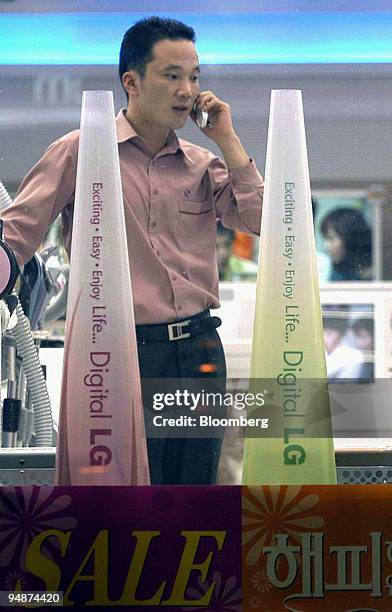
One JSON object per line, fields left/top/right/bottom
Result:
{"left": 168, "top": 319, "right": 191, "bottom": 341}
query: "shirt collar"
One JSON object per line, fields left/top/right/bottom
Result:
{"left": 115, "top": 109, "right": 193, "bottom": 163}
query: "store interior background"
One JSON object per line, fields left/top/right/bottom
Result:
{"left": 1, "top": 0, "right": 392, "bottom": 483}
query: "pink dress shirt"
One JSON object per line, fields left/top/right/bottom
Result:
{"left": 2, "top": 110, "right": 263, "bottom": 324}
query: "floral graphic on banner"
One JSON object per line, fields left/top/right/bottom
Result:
{"left": 0, "top": 487, "right": 77, "bottom": 571}
{"left": 242, "top": 486, "right": 324, "bottom": 568}
{"left": 251, "top": 568, "right": 271, "bottom": 593}
{"left": 4, "top": 569, "right": 27, "bottom": 591}
{"left": 182, "top": 572, "right": 242, "bottom": 611}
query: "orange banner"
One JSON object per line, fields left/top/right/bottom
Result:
{"left": 243, "top": 485, "right": 392, "bottom": 611}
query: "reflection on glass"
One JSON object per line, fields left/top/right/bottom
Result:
{"left": 216, "top": 222, "right": 257, "bottom": 282}
{"left": 314, "top": 193, "right": 373, "bottom": 282}
{"left": 322, "top": 304, "right": 374, "bottom": 381}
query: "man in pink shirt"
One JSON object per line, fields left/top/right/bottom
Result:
{"left": 2, "top": 16, "right": 263, "bottom": 484}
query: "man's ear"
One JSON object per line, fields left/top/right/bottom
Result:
{"left": 122, "top": 70, "right": 140, "bottom": 97}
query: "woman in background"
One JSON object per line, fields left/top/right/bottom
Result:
{"left": 320, "top": 208, "right": 372, "bottom": 281}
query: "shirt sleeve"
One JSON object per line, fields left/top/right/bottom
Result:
{"left": 1, "top": 137, "right": 77, "bottom": 266}
{"left": 208, "top": 156, "right": 264, "bottom": 235}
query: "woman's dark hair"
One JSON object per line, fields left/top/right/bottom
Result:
{"left": 119, "top": 16, "right": 196, "bottom": 91}
{"left": 320, "top": 207, "right": 372, "bottom": 280}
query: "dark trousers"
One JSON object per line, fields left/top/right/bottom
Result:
{"left": 137, "top": 320, "right": 226, "bottom": 485}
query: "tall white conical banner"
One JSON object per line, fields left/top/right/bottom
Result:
{"left": 55, "top": 91, "right": 149, "bottom": 485}
{"left": 242, "top": 90, "right": 336, "bottom": 484}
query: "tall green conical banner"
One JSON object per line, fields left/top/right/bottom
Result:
{"left": 242, "top": 90, "right": 336, "bottom": 484}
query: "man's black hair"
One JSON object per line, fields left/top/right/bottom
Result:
{"left": 323, "top": 316, "right": 348, "bottom": 335}
{"left": 119, "top": 16, "right": 196, "bottom": 93}
{"left": 351, "top": 318, "right": 374, "bottom": 336}
{"left": 323, "top": 304, "right": 351, "bottom": 334}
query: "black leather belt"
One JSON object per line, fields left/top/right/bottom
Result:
{"left": 136, "top": 310, "right": 221, "bottom": 344}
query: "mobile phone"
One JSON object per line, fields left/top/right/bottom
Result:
{"left": 192, "top": 101, "right": 210, "bottom": 129}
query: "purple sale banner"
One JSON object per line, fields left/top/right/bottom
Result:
{"left": 0, "top": 486, "right": 241, "bottom": 609}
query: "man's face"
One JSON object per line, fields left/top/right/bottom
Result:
{"left": 354, "top": 328, "right": 373, "bottom": 351}
{"left": 323, "top": 327, "right": 342, "bottom": 355}
{"left": 134, "top": 39, "right": 200, "bottom": 130}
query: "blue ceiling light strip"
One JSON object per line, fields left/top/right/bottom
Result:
{"left": 1, "top": 11, "right": 392, "bottom": 65}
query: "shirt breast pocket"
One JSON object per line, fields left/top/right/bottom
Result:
{"left": 177, "top": 198, "right": 215, "bottom": 252}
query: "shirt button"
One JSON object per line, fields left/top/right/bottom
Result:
{"left": 153, "top": 189, "right": 159, "bottom": 195}
{"left": 171, "top": 274, "right": 176, "bottom": 281}
{"left": 151, "top": 221, "right": 157, "bottom": 228}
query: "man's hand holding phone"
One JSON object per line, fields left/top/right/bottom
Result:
{"left": 190, "top": 91, "right": 236, "bottom": 145}
{"left": 190, "top": 91, "right": 250, "bottom": 170}
{"left": 192, "top": 100, "right": 210, "bottom": 129}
